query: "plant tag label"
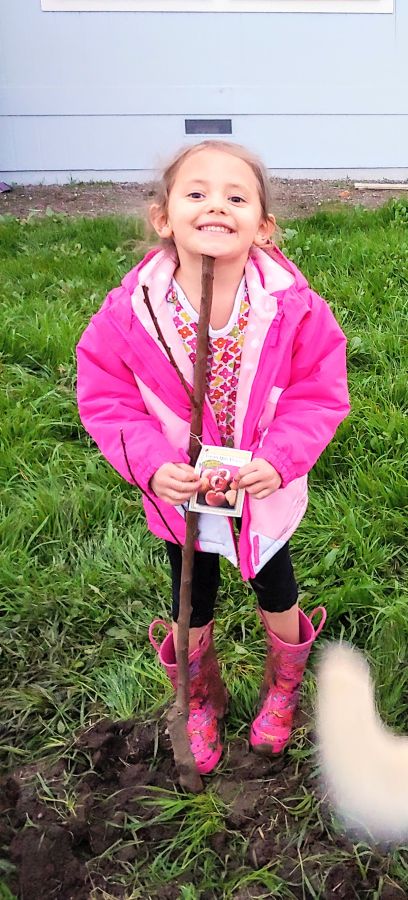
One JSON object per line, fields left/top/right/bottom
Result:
{"left": 188, "top": 445, "right": 252, "bottom": 517}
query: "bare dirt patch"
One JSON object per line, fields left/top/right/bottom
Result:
{"left": 1, "top": 718, "right": 406, "bottom": 899}
{"left": 1, "top": 179, "right": 408, "bottom": 222}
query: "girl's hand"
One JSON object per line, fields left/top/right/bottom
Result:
{"left": 151, "top": 462, "right": 201, "bottom": 505}
{"left": 237, "top": 458, "right": 282, "bottom": 499}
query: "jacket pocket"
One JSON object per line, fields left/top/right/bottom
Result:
{"left": 249, "top": 475, "right": 308, "bottom": 542}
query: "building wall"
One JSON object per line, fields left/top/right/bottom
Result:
{"left": 0, "top": 0, "right": 406, "bottom": 183}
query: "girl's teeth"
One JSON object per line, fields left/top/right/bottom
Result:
{"left": 200, "top": 226, "right": 232, "bottom": 233}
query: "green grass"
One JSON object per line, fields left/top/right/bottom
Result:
{"left": 0, "top": 202, "right": 407, "bottom": 897}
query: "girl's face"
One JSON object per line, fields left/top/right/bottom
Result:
{"left": 152, "top": 149, "right": 273, "bottom": 265}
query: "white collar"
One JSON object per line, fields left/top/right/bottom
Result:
{"left": 170, "top": 276, "right": 247, "bottom": 338}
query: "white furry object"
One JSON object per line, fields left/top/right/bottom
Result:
{"left": 316, "top": 643, "right": 408, "bottom": 840}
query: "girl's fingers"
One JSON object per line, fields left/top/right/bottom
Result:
{"left": 165, "top": 492, "right": 195, "bottom": 504}
{"left": 245, "top": 483, "right": 264, "bottom": 494}
{"left": 238, "top": 462, "right": 258, "bottom": 475}
{"left": 239, "top": 470, "right": 261, "bottom": 488}
{"left": 163, "top": 493, "right": 188, "bottom": 505}
{"left": 173, "top": 463, "right": 200, "bottom": 482}
{"left": 170, "top": 478, "right": 200, "bottom": 494}
{"left": 164, "top": 481, "right": 200, "bottom": 502}
{"left": 250, "top": 488, "right": 273, "bottom": 499}
{"left": 245, "top": 481, "right": 275, "bottom": 496}
{"left": 151, "top": 463, "right": 200, "bottom": 502}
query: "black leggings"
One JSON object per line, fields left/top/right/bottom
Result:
{"left": 165, "top": 540, "right": 298, "bottom": 628}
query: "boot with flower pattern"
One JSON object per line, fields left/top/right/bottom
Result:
{"left": 149, "top": 619, "right": 228, "bottom": 774}
{"left": 250, "top": 606, "right": 326, "bottom": 756}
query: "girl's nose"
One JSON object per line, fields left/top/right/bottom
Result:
{"left": 206, "top": 196, "right": 227, "bottom": 214}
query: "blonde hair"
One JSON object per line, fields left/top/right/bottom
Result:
{"left": 149, "top": 141, "right": 276, "bottom": 248}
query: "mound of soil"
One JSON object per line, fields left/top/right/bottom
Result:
{"left": 1, "top": 179, "right": 408, "bottom": 222}
{"left": 0, "top": 718, "right": 406, "bottom": 899}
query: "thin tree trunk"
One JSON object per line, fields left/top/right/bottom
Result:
{"left": 166, "top": 255, "right": 215, "bottom": 792}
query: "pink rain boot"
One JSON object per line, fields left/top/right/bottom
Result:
{"left": 149, "top": 619, "right": 228, "bottom": 774}
{"left": 250, "top": 606, "right": 326, "bottom": 756}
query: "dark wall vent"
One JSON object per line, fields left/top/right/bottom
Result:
{"left": 185, "top": 119, "right": 232, "bottom": 135}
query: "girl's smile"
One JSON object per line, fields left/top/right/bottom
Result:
{"left": 197, "top": 223, "right": 235, "bottom": 234}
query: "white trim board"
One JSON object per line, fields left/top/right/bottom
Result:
{"left": 41, "top": 1, "right": 395, "bottom": 14}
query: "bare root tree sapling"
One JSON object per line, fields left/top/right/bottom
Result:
{"left": 141, "top": 254, "right": 215, "bottom": 792}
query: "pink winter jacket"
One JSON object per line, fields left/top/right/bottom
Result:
{"left": 76, "top": 245, "right": 350, "bottom": 580}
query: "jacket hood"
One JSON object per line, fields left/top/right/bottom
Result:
{"left": 122, "top": 243, "right": 307, "bottom": 301}
{"left": 96, "top": 243, "right": 310, "bottom": 342}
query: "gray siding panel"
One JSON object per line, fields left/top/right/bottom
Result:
{"left": 3, "top": 114, "right": 407, "bottom": 172}
{"left": 1, "top": 82, "right": 408, "bottom": 116}
{"left": 1, "top": 0, "right": 407, "bottom": 181}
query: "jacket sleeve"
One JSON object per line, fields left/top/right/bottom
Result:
{"left": 76, "top": 316, "right": 188, "bottom": 492}
{"left": 253, "top": 291, "right": 350, "bottom": 488}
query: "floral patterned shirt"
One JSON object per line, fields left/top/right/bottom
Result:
{"left": 166, "top": 278, "right": 250, "bottom": 447}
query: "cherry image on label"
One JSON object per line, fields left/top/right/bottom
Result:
{"left": 209, "top": 474, "right": 228, "bottom": 491}
{"left": 194, "top": 461, "right": 242, "bottom": 511}
{"left": 205, "top": 490, "right": 228, "bottom": 508}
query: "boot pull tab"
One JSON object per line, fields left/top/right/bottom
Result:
{"left": 148, "top": 619, "right": 172, "bottom": 652}
{"left": 309, "top": 606, "right": 327, "bottom": 638}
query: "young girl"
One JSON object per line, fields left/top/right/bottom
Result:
{"left": 77, "top": 140, "right": 349, "bottom": 775}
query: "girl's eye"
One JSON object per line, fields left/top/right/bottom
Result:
{"left": 187, "top": 192, "right": 204, "bottom": 199}
{"left": 229, "top": 196, "right": 245, "bottom": 204}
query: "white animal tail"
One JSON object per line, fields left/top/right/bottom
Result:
{"left": 316, "top": 643, "right": 408, "bottom": 840}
